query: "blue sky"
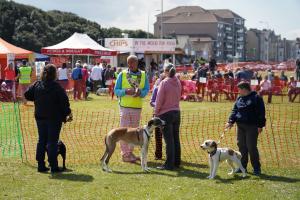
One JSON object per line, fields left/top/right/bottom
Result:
{"left": 13, "top": 0, "right": 300, "bottom": 40}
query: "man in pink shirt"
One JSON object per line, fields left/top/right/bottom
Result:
{"left": 288, "top": 76, "right": 300, "bottom": 102}
{"left": 259, "top": 75, "right": 272, "bottom": 103}
{"left": 155, "top": 64, "right": 182, "bottom": 170}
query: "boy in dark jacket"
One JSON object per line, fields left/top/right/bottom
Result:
{"left": 226, "top": 81, "right": 266, "bottom": 176}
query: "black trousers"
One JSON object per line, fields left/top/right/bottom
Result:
{"left": 159, "top": 110, "right": 181, "bottom": 169}
{"left": 154, "top": 127, "right": 163, "bottom": 159}
{"left": 237, "top": 123, "right": 261, "bottom": 171}
{"left": 36, "top": 120, "right": 62, "bottom": 169}
{"left": 101, "top": 78, "right": 106, "bottom": 88}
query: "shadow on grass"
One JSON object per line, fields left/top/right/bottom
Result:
{"left": 112, "top": 167, "right": 208, "bottom": 179}
{"left": 214, "top": 172, "right": 300, "bottom": 184}
{"left": 256, "top": 173, "right": 300, "bottom": 183}
{"left": 180, "top": 161, "right": 208, "bottom": 169}
{"left": 112, "top": 160, "right": 209, "bottom": 179}
{"left": 50, "top": 171, "right": 94, "bottom": 182}
{"left": 130, "top": 160, "right": 207, "bottom": 169}
{"left": 215, "top": 174, "right": 251, "bottom": 184}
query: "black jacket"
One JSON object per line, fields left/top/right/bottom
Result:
{"left": 24, "top": 80, "right": 71, "bottom": 122}
{"left": 228, "top": 91, "right": 266, "bottom": 128}
{"left": 196, "top": 67, "right": 208, "bottom": 79}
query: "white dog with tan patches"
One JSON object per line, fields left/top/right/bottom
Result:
{"left": 200, "top": 140, "right": 246, "bottom": 179}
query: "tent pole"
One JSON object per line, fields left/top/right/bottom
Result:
{"left": 72, "top": 55, "right": 74, "bottom": 68}
{"left": 87, "top": 55, "right": 90, "bottom": 64}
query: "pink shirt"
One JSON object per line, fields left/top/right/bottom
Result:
{"left": 260, "top": 80, "right": 272, "bottom": 91}
{"left": 155, "top": 76, "right": 182, "bottom": 116}
{"left": 288, "top": 81, "right": 297, "bottom": 88}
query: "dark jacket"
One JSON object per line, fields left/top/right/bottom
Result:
{"left": 196, "top": 67, "right": 208, "bottom": 79}
{"left": 228, "top": 91, "right": 266, "bottom": 128}
{"left": 24, "top": 81, "right": 71, "bottom": 122}
{"left": 209, "top": 59, "right": 217, "bottom": 71}
{"left": 104, "top": 68, "right": 114, "bottom": 80}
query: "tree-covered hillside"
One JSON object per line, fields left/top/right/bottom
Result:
{"left": 0, "top": 0, "right": 153, "bottom": 52}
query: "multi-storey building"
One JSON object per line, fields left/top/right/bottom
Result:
{"left": 154, "top": 6, "right": 246, "bottom": 62}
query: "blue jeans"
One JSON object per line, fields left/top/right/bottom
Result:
{"left": 36, "top": 120, "right": 62, "bottom": 169}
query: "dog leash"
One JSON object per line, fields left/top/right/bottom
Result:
{"left": 217, "top": 128, "right": 228, "bottom": 144}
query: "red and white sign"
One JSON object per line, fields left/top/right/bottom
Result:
{"left": 105, "top": 39, "right": 134, "bottom": 53}
{"left": 133, "top": 39, "right": 176, "bottom": 53}
{"left": 42, "top": 48, "right": 116, "bottom": 56}
{"left": 105, "top": 38, "right": 176, "bottom": 53}
{"left": 94, "top": 58, "right": 111, "bottom": 64}
{"left": 42, "top": 33, "right": 117, "bottom": 56}
{"left": 50, "top": 56, "right": 70, "bottom": 67}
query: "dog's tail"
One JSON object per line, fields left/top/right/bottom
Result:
{"left": 100, "top": 135, "right": 108, "bottom": 162}
{"left": 235, "top": 151, "right": 242, "bottom": 160}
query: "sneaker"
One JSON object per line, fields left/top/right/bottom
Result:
{"left": 51, "top": 167, "right": 64, "bottom": 173}
{"left": 174, "top": 165, "right": 180, "bottom": 169}
{"left": 253, "top": 170, "right": 261, "bottom": 176}
{"left": 38, "top": 166, "right": 50, "bottom": 173}
{"left": 156, "top": 165, "right": 173, "bottom": 171}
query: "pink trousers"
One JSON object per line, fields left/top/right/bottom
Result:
{"left": 119, "top": 107, "right": 141, "bottom": 156}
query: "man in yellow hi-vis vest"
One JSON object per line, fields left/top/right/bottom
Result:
{"left": 114, "top": 55, "right": 150, "bottom": 163}
{"left": 16, "top": 60, "right": 32, "bottom": 104}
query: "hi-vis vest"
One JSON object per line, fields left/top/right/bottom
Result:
{"left": 120, "top": 70, "right": 146, "bottom": 109}
{"left": 19, "top": 66, "right": 32, "bottom": 84}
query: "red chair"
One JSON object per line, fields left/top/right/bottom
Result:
{"left": 271, "top": 86, "right": 284, "bottom": 102}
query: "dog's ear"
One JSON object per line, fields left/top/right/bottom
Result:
{"left": 211, "top": 141, "right": 217, "bottom": 149}
{"left": 148, "top": 119, "right": 154, "bottom": 127}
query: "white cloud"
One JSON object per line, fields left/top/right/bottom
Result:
{"left": 12, "top": 0, "right": 300, "bottom": 40}
{"left": 284, "top": 29, "right": 300, "bottom": 40}
{"left": 100, "top": 0, "right": 179, "bottom": 32}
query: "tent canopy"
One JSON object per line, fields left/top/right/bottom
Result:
{"left": 34, "top": 52, "right": 49, "bottom": 61}
{"left": 0, "top": 38, "right": 32, "bottom": 59}
{"left": 41, "top": 33, "right": 117, "bottom": 56}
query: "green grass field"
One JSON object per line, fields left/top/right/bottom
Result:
{"left": 0, "top": 94, "right": 300, "bottom": 200}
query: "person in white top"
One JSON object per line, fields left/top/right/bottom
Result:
{"left": 259, "top": 75, "right": 272, "bottom": 103}
{"left": 57, "top": 63, "right": 69, "bottom": 90}
{"left": 90, "top": 63, "right": 102, "bottom": 93}
{"left": 287, "top": 76, "right": 299, "bottom": 102}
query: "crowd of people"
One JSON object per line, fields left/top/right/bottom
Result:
{"left": 190, "top": 63, "right": 300, "bottom": 103}
{"left": 1, "top": 57, "right": 299, "bottom": 104}
{"left": 0, "top": 59, "right": 123, "bottom": 102}
{"left": 66, "top": 60, "right": 118, "bottom": 101}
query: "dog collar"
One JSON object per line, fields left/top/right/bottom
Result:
{"left": 209, "top": 149, "right": 217, "bottom": 157}
{"left": 209, "top": 150, "right": 222, "bottom": 161}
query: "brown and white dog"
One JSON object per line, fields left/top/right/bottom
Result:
{"left": 200, "top": 140, "right": 246, "bottom": 179}
{"left": 100, "top": 117, "right": 165, "bottom": 172}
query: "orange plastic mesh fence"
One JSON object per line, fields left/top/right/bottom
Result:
{"left": 16, "top": 104, "right": 300, "bottom": 168}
